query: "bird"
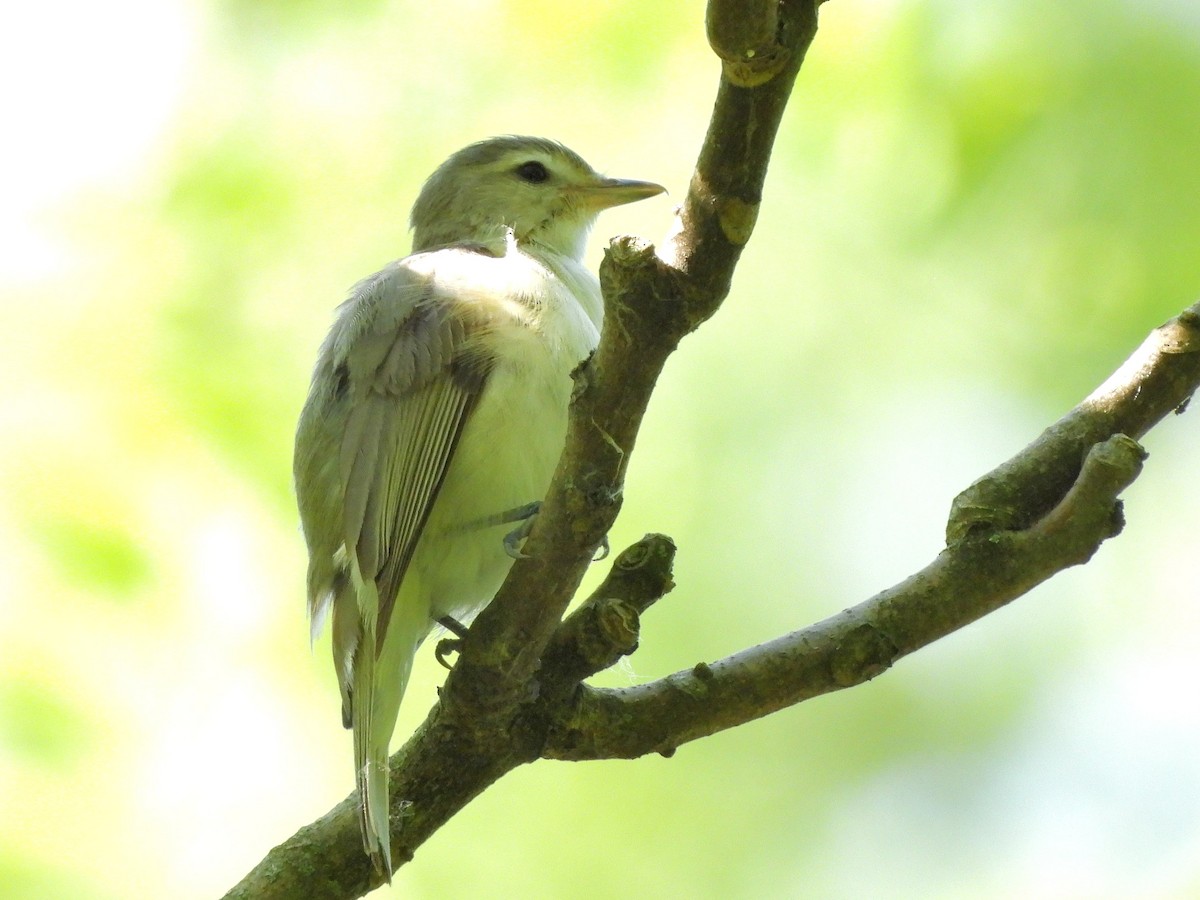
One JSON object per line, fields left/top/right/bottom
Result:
{"left": 293, "top": 136, "right": 665, "bottom": 876}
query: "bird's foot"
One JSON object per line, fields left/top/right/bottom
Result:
{"left": 434, "top": 615, "right": 470, "bottom": 669}
{"left": 480, "top": 499, "right": 609, "bottom": 562}
{"left": 499, "top": 501, "right": 541, "bottom": 559}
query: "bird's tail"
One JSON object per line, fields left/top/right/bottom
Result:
{"left": 351, "top": 587, "right": 428, "bottom": 880}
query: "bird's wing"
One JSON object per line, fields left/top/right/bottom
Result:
{"left": 299, "top": 249, "right": 500, "bottom": 650}
{"left": 345, "top": 256, "right": 500, "bottom": 646}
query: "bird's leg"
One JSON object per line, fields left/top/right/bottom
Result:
{"left": 458, "top": 501, "right": 541, "bottom": 557}
{"left": 464, "top": 500, "right": 540, "bottom": 558}
{"left": 471, "top": 499, "right": 610, "bottom": 561}
{"left": 434, "top": 615, "right": 470, "bottom": 670}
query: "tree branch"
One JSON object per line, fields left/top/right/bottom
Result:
{"left": 543, "top": 302, "right": 1199, "bottom": 760}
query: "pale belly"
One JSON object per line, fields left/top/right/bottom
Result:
{"left": 405, "top": 347, "right": 576, "bottom": 627}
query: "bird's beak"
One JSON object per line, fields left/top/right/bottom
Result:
{"left": 575, "top": 177, "right": 667, "bottom": 211}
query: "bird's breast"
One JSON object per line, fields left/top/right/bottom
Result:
{"left": 409, "top": 253, "right": 601, "bottom": 621}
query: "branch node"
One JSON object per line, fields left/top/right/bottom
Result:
{"left": 672, "top": 668, "right": 712, "bottom": 699}
{"left": 598, "top": 599, "right": 641, "bottom": 654}
{"left": 606, "top": 235, "right": 658, "bottom": 269}
{"left": 946, "top": 301, "right": 1200, "bottom": 548}
{"left": 706, "top": 0, "right": 790, "bottom": 87}
{"left": 830, "top": 624, "right": 897, "bottom": 687}
{"left": 569, "top": 352, "right": 596, "bottom": 399}
{"left": 540, "top": 535, "right": 677, "bottom": 685}
{"left": 1171, "top": 303, "right": 1200, "bottom": 337}
{"left": 598, "top": 236, "right": 687, "bottom": 348}
{"left": 1029, "top": 433, "right": 1145, "bottom": 548}
{"left": 716, "top": 196, "right": 759, "bottom": 246}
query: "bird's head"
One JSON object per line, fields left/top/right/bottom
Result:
{"left": 410, "top": 136, "right": 665, "bottom": 259}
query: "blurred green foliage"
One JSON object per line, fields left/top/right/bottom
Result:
{"left": 2, "top": 0, "right": 1199, "bottom": 897}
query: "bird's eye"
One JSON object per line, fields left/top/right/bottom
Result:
{"left": 515, "top": 161, "right": 550, "bottom": 184}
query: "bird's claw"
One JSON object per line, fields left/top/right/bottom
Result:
{"left": 503, "top": 510, "right": 538, "bottom": 559}
{"left": 435, "top": 637, "right": 463, "bottom": 670}
{"left": 494, "top": 501, "right": 607, "bottom": 562}
{"left": 435, "top": 616, "right": 469, "bottom": 669}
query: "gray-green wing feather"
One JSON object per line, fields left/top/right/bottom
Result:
{"left": 295, "top": 254, "right": 493, "bottom": 657}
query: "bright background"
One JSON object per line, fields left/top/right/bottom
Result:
{"left": 3, "top": 0, "right": 1199, "bottom": 897}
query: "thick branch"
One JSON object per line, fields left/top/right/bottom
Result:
{"left": 542, "top": 302, "right": 1200, "bottom": 760}
{"left": 546, "top": 436, "right": 1142, "bottom": 758}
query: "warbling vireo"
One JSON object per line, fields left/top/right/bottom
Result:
{"left": 294, "top": 136, "right": 664, "bottom": 875}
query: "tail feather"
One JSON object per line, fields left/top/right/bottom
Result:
{"left": 348, "top": 582, "right": 429, "bottom": 880}
{"left": 352, "top": 639, "right": 392, "bottom": 874}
